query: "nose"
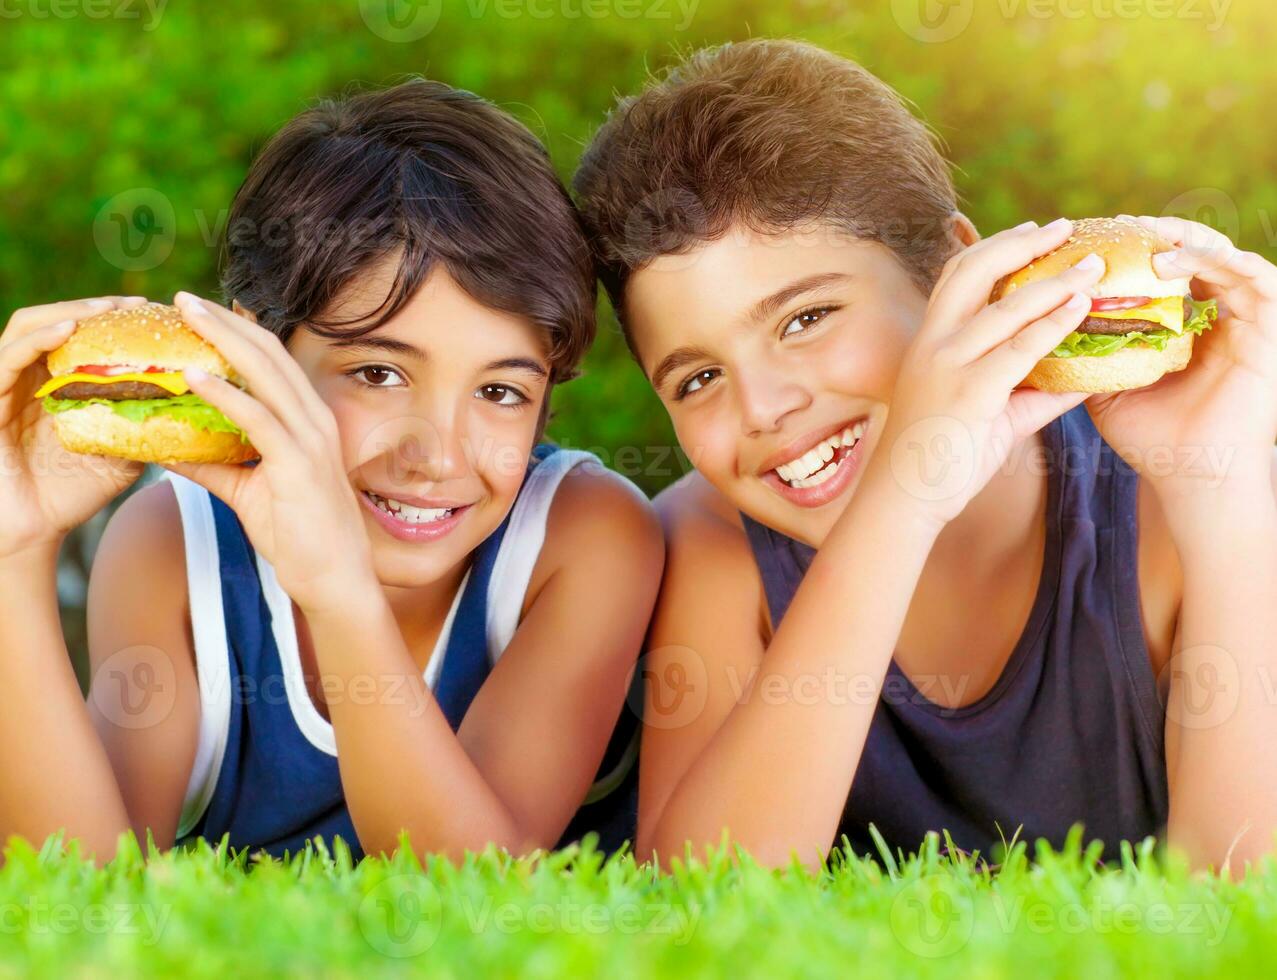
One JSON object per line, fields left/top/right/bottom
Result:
{"left": 376, "top": 404, "right": 471, "bottom": 488}
{"left": 734, "top": 362, "right": 810, "bottom": 437}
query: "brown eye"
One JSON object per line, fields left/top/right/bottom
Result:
{"left": 476, "top": 384, "right": 526, "bottom": 406}
{"left": 781, "top": 306, "right": 835, "bottom": 337}
{"left": 352, "top": 365, "right": 405, "bottom": 388}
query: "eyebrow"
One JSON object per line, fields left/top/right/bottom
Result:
{"left": 746, "top": 272, "right": 854, "bottom": 324}
{"left": 326, "top": 335, "right": 426, "bottom": 360}
{"left": 648, "top": 272, "right": 855, "bottom": 394}
{"left": 650, "top": 344, "right": 715, "bottom": 395}
{"left": 484, "top": 357, "right": 549, "bottom": 380}
{"left": 328, "top": 336, "right": 548, "bottom": 379}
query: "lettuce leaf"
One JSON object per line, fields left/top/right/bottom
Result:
{"left": 42, "top": 392, "right": 253, "bottom": 444}
{"left": 1049, "top": 298, "right": 1218, "bottom": 359}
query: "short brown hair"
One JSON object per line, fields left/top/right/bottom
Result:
{"left": 573, "top": 39, "right": 958, "bottom": 326}
{"left": 222, "top": 79, "right": 596, "bottom": 383}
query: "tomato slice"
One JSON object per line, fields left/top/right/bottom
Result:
{"left": 72, "top": 364, "right": 169, "bottom": 375}
{"left": 1090, "top": 296, "right": 1151, "bottom": 312}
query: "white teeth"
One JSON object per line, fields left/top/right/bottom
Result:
{"left": 772, "top": 422, "right": 868, "bottom": 489}
{"left": 366, "top": 491, "right": 452, "bottom": 525}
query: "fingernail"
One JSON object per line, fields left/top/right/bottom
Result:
{"left": 87, "top": 298, "right": 113, "bottom": 309}
{"left": 1065, "top": 292, "right": 1091, "bottom": 311}
{"left": 1012, "top": 220, "right": 1038, "bottom": 231}
{"left": 184, "top": 366, "right": 209, "bottom": 382}
{"left": 1073, "top": 252, "right": 1105, "bottom": 273}
{"left": 1045, "top": 217, "right": 1072, "bottom": 232}
{"left": 177, "top": 293, "right": 208, "bottom": 315}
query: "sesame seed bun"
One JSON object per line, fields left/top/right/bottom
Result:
{"left": 46, "top": 303, "right": 242, "bottom": 382}
{"left": 41, "top": 303, "right": 259, "bottom": 464}
{"left": 51, "top": 401, "right": 261, "bottom": 465}
{"left": 992, "top": 217, "right": 1195, "bottom": 394}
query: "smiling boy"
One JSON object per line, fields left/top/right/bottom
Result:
{"left": 574, "top": 39, "right": 1277, "bottom": 869}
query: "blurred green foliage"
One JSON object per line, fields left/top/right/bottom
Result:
{"left": 2, "top": 0, "right": 1274, "bottom": 496}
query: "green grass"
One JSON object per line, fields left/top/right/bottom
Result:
{"left": 1, "top": 828, "right": 1274, "bottom": 978}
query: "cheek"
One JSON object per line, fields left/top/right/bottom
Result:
{"left": 326, "top": 398, "right": 381, "bottom": 472}
{"left": 468, "top": 402, "right": 541, "bottom": 499}
{"left": 808, "top": 316, "right": 911, "bottom": 401}
{"left": 670, "top": 401, "right": 742, "bottom": 482}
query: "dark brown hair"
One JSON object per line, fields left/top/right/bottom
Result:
{"left": 221, "top": 78, "right": 596, "bottom": 383}
{"left": 573, "top": 39, "right": 959, "bottom": 332}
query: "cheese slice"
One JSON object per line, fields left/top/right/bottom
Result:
{"left": 34, "top": 371, "right": 191, "bottom": 400}
{"left": 1090, "top": 295, "right": 1185, "bottom": 334}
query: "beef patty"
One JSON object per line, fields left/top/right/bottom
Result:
{"left": 48, "top": 380, "right": 176, "bottom": 401}
{"left": 1076, "top": 296, "right": 1191, "bottom": 335}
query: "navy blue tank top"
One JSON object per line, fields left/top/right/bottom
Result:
{"left": 174, "top": 444, "right": 638, "bottom": 860}
{"left": 740, "top": 407, "right": 1168, "bottom": 858}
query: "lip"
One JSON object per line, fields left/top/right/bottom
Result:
{"left": 358, "top": 489, "right": 473, "bottom": 543}
{"left": 757, "top": 416, "right": 871, "bottom": 510}
{"left": 754, "top": 416, "right": 870, "bottom": 477}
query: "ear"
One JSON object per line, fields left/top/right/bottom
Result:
{"left": 231, "top": 300, "right": 258, "bottom": 324}
{"left": 948, "top": 211, "right": 980, "bottom": 250}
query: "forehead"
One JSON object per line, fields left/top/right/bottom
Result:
{"left": 295, "top": 254, "right": 549, "bottom": 361}
{"left": 623, "top": 223, "right": 917, "bottom": 366}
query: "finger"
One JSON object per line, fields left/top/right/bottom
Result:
{"left": 1153, "top": 247, "right": 1277, "bottom": 302}
{"left": 1117, "top": 214, "right": 1263, "bottom": 289}
{"left": 1002, "top": 388, "right": 1090, "bottom": 445}
{"left": 947, "top": 252, "right": 1105, "bottom": 362}
{"left": 930, "top": 219, "right": 1040, "bottom": 297}
{"left": 180, "top": 368, "right": 293, "bottom": 464}
{"left": 928, "top": 218, "right": 1077, "bottom": 338}
{"left": 0, "top": 320, "right": 80, "bottom": 425}
{"left": 1, "top": 297, "right": 145, "bottom": 347}
{"left": 173, "top": 293, "right": 314, "bottom": 441}
{"left": 978, "top": 290, "right": 1093, "bottom": 386}
{"left": 0, "top": 320, "right": 78, "bottom": 389}
{"left": 181, "top": 294, "right": 337, "bottom": 435}
{"left": 160, "top": 460, "right": 248, "bottom": 508}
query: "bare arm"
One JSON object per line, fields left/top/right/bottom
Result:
{"left": 0, "top": 543, "right": 131, "bottom": 857}
{"left": 0, "top": 480, "right": 198, "bottom": 860}
{"left": 1161, "top": 454, "right": 1277, "bottom": 869}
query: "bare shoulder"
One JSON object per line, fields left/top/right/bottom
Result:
{"left": 527, "top": 460, "right": 665, "bottom": 605}
{"left": 656, "top": 471, "right": 756, "bottom": 573}
{"left": 654, "top": 471, "right": 769, "bottom": 637}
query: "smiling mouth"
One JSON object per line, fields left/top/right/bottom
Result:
{"left": 362, "top": 490, "right": 461, "bottom": 525}
{"left": 771, "top": 420, "right": 867, "bottom": 489}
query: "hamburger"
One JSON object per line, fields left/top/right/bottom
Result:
{"left": 993, "top": 216, "right": 1217, "bottom": 393}
{"left": 34, "top": 303, "right": 259, "bottom": 464}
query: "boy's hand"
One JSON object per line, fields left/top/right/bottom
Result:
{"left": 0, "top": 297, "right": 148, "bottom": 561}
{"left": 869, "top": 218, "right": 1101, "bottom": 529}
{"left": 1086, "top": 215, "right": 1277, "bottom": 500}
{"left": 159, "top": 292, "right": 379, "bottom": 611}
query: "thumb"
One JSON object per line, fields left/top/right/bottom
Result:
{"left": 1004, "top": 388, "right": 1088, "bottom": 446}
{"left": 160, "top": 460, "right": 246, "bottom": 508}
